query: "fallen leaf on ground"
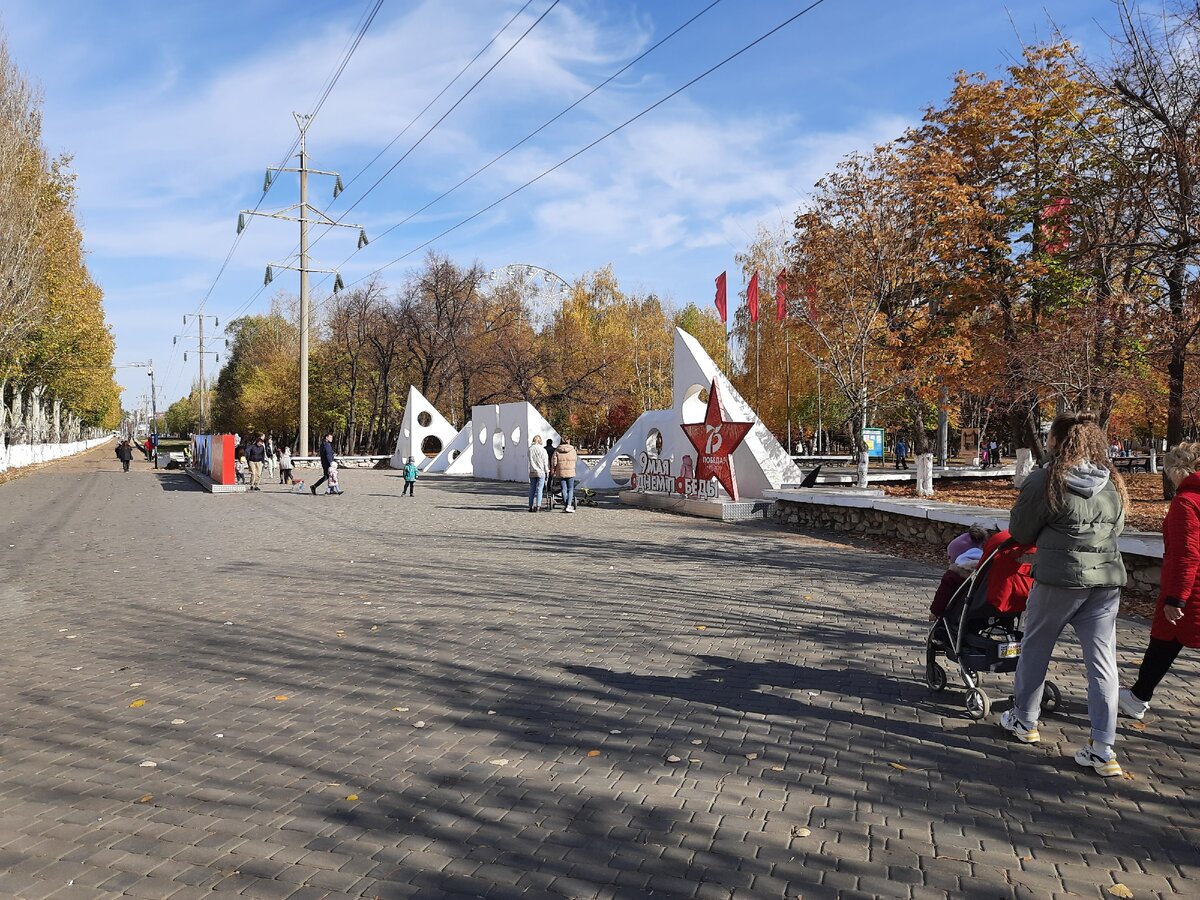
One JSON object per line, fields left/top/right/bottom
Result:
{"left": 345, "top": 794, "right": 359, "bottom": 801}
{"left": 665, "top": 754, "right": 682, "bottom": 763}
{"left": 138, "top": 760, "right": 157, "bottom": 768}
{"left": 889, "top": 762, "right": 907, "bottom": 771}
{"left": 391, "top": 707, "right": 409, "bottom": 712}
{"left": 587, "top": 750, "right": 602, "bottom": 758}
{"left": 770, "top": 766, "right": 785, "bottom": 772}
{"left": 793, "top": 827, "right": 812, "bottom": 838}
{"left": 1107, "top": 885, "right": 1134, "bottom": 898}
{"left": 691, "top": 739, "right": 703, "bottom": 745}
{"left": 695, "top": 625, "right": 707, "bottom": 630}
{"left": 170, "top": 719, "right": 186, "bottom": 725}
{"left": 609, "top": 729, "right": 622, "bottom": 735}
{"left": 273, "top": 695, "right": 289, "bottom": 702}
{"left": 129, "top": 699, "right": 146, "bottom": 708}
{"left": 490, "top": 759, "right": 509, "bottom": 766}
{"left": 1128, "top": 721, "right": 1146, "bottom": 730}
{"left": 413, "top": 720, "right": 427, "bottom": 728}
{"left": 745, "top": 753, "right": 759, "bottom": 760}
{"left": 136, "top": 794, "right": 153, "bottom": 804}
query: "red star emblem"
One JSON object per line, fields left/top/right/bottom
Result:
{"left": 680, "top": 378, "right": 753, "bottom": 501}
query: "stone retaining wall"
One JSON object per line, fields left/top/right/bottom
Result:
{"left": 774, "top": 499, "right": 1161, "bottom": 594}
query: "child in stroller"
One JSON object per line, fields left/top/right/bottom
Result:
{"left": 926, "top": 529, "right": 1062, "bottom": 720}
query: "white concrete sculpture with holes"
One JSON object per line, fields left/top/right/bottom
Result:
{"left": 470, "top": 402, "right": 561, "bottom": 482}
{"left": 426, "top": 422, "right": 474, "bottom": 474}
{"left": 577, "top": 328, "right": 802, "bottom": 498}
{"left": 390, "top": 386, "right": 460, "bottom": 471}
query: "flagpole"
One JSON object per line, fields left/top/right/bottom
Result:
{"left": 784, "top": 325, "right": 792, "bottom": 454}
{"left": 754, "top": 318, "right": 760, "bottom": 413}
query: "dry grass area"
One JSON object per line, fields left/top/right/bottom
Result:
{"left": 882, "top": 473, "right": 1169, "bottom": 533}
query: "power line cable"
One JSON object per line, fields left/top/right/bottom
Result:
{"left": 325, "top": 0, "right": 725, "bottom": 260}
{"left": 318, "top": 0, "right": 562, "bottom": 228}
{"left": 321, "top": 0, "right": 829, "bottom": 303}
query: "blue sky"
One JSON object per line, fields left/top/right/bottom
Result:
{"left": 3, "top": 0, "right": 1121, "bottom": 407}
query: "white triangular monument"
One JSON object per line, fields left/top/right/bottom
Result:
{"left": 390, "top": 386, "right": 459, "bottom": 471}
{"left": 470, "top": 402, "right": 561, "bottom": 482}
{"left": 427, "top": 422, "right": 474, "bottom": 474}
{"left": 577, "top": 328, "right": 801, "bottom": 498}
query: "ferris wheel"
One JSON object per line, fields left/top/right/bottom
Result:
{"left": 486, "top": 263, "right": 572, "bottom": 332}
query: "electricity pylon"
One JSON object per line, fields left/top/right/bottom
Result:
{"left": 239, "top": 112, "right": 368, "bottom": 458}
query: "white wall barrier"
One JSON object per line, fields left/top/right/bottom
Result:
{"left": 0, "top": 436, "right": 113, "bottom": 474}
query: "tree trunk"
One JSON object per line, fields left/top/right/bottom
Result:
{"left": 907, "top": 386, "right": 930, "bottom": 455}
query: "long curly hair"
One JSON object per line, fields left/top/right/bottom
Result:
{"left": 1045, "top": 413, "right": 1128, "bottom": 512}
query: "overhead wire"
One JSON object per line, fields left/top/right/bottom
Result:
{"left": 316, "top": 0, "right": 829, "bottom": 306}
{"left": 314, "top": 0, "right": 725, "bottom": 263}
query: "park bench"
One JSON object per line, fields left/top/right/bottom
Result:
{"left": 1112, "top": 455, "right": 1152, "bottom": 473}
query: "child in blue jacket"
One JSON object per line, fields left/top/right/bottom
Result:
{"left": 402, "top": 457, "right": 418, "bottom": 497}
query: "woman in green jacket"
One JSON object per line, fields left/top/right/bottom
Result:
{"left": 1001, "top": 413, "right": 1129, "bottom": 777}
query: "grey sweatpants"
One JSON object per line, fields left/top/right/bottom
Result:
{"left": 1012, "top": 582, "right": 1121, "bottom": 747}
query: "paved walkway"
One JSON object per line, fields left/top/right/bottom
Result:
{"left": 0, "top": 445, "right": 1196, "bottom": 899}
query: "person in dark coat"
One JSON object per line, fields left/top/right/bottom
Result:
{"left": 116, "top": 440, "right": 134, "bottom": 473}
{"left": 311, "top": 434, "right": 336, "bottom": 495}
{"left": 1120, "top": 442, "right": 1200, "bottom": 720}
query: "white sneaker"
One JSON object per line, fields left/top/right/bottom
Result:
{"left": 1000, "top": 709, "right": 1040, "bottom": 744}
{"left": 1074, "top": 741, "right": 1123, "bottom": 777}
{"left": 1117, "top": 688, "right": 1149, "bottom": 721}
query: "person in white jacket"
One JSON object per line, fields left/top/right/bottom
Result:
{"left": 527, "top": 435, "right": 549, "bottom": 512}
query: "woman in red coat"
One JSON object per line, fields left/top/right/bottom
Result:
{"left": 1119, "top": 443, "right": 1200, "bottom": 720}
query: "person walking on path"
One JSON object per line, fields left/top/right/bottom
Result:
{"left": 263, "top": 435, "right": 277, "bottom": 481}
{"left": 1119, "top": 442, "right": 1200, "bottom": 721}
{"left": 895, "top": 436, "right": 909, "bottom": 470}
{"left": 116, "top": 440, "right": 134, "bottom": 473}
{"left": 245, "top": 435, "right": 266, "bottom": 492}
{"left": 555, "top": 435, "right": 579, "bottom": 512}
{"left": 311, "top": 433, "right": 336, "bottom": 495}
{"left": 278, "top": 446, "right": 293, "bottom": 485}
{"left": 528, "top": 435, "right": 549, "bottom": 512}
{"left": 1001, "top": 413, "right": 1129, "bottom": 776}
{"left": 401, "top": 457, "right": 418, "bottom": 497}
{"left": 544, "top": 439, "right": 557, "bottom": 509}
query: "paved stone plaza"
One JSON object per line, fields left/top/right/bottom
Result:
{"left": 0, "top": 445, "right": 1197, "bottom": 899}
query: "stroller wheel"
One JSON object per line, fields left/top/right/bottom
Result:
{"left": 926, "top": 661, "right": 947, "bottom": 692}
{"left": 965, "top": 688, "right": 991, "bottom": 720}
{"left": 1041, "top": 680, "right": 1062, "bottom": 714}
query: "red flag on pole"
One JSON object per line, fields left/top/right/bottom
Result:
{"left": 714, "top": 271, "right": 727, "bottom": 323}
{"left": 747, "top": 271, "right": 759, "bottom": 323}
{"left": 775, "top": 270, "right": 787, "bottom": 322}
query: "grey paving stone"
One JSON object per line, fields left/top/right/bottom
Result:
{"left": 0, "top": 451, "right": 1196, "bottom": 899}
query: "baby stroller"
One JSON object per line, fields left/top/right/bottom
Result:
{"left": 925, "top": 537, "right": 1061, "bottom": 720}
